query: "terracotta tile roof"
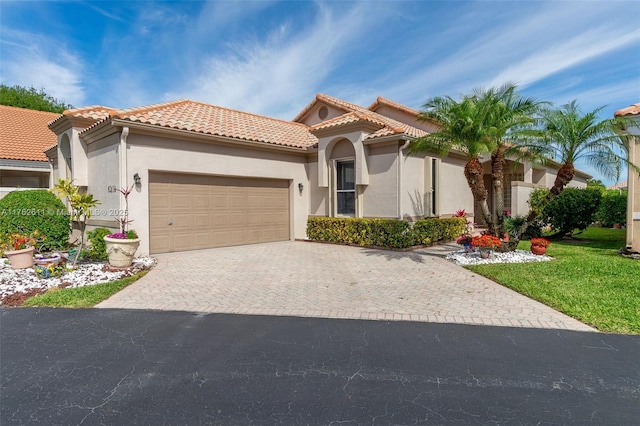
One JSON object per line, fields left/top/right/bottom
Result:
{"left": 91, "top": 100, "right": 318, "bottom": 149}
{"left": 614, "top": 103, "right": 640, "bottom": 117}
{"left": 48, "top": 105, "right": 115, "bottom": 128}
{"left": 368, "top": 96, "right": 421, "bottom": 116}
{"left": 303, "top": 93, "right": 427, "bottom": 140}
{"left": 0, "top": 105, "right": 59, "bottom": 162}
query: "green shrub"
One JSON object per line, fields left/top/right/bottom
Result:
{"left": 307, "top": 217, "right": 413, "bottom": 248}
{"left": 412, "top": 217, "right": 466, "bottom": 245}
{"left": 529, "top": 188, "right": 601, "bottom": 236}
{"left": 595, "top": 191, "right": 627, "bottom": 227}
{"left": 87, "top": 227, "right": 111, "bottom": 261}
{"left": 0, "top": 190, "right": 70, "bottom": 251}
{"left": 306, "top": 216, "right": 465, "bottom": 249}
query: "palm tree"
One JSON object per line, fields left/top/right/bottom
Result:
{"left": 516, "top": 100, "right": 639, "bottom": 238}
{"left": 411, "top": 84, "right": 542, "bottom": 238}
{"left": 470, "top": 84, "right": 543, "bottom": 236}
{"left": 410, "top": 95, "right": 497, "bottom": 234}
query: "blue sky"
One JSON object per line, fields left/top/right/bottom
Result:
{"left": 1, "top": 0, "right": 639, "bottom": 184}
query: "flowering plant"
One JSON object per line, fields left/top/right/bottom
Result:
{"left": 471, "top": 234, "right": 502, "bottom": 249}
{"left": 453, "top": 209, "right": 467, "bottom": 218}
{"left": 456, "top": 234, "right": 473, "bottom": 245}
{"left": 0, "top": 230, "right": 45, "bottom": 252}
{"left": 530, "top": 237, "right": 551, "bottom": 248}
{"left": 107, "top": 230, "right": 138, "bottom": 240}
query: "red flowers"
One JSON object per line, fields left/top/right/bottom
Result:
{"left": 530, "top": 237, "right": 551, "bottom": 248}
{"left": 471, "top": 234, "right": 502, "bottom": 249}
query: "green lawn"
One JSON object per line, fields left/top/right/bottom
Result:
{"left": 468, "top": 228, "right": 640, "bottom": 334}
{"left": 23, "top": 271, "right": 147, "bottom": 308}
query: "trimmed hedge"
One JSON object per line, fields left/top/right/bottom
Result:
{"left": 595, "top": 191, "right": 627, "bottom": 227}
{"left": 306, "top": 216, "right": 466, "bottom": 249}
{"left": 0, "top": 190, "right": 70, "bottom": 251}
{"left": 412, "top": 217, "right": 467, "bottom": 245}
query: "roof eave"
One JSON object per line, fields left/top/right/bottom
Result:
{"left": 113, "top": 119, "right": 313, "bottom": 153}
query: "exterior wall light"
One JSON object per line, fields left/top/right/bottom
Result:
{"left": 298, "top": 182, "right": 304, "bottom": 192}
{"left": 133, "top": 173, "right": 141, "bottom": 185}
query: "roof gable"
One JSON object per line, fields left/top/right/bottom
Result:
{"left": 295, "top": 94, "right": 428, "bottom": 141}
{"left": 0, "top": 105, "right": 59, "bottom": 162}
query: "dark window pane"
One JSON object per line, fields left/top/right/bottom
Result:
{"left": 337, "top": 192, "right": 355, "bottom": 215}
{"left": 337, "top": 161, "right": 355, "bottom": 190}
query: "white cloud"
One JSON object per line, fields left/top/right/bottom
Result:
{"left": 486, "top": 27, "right": 640, "bottom": 89}
{"left": 0, "top": 30, "right": 85, "bottom": 106}
{"left": 373, "top": 1, "right": 640, "bottom": 108}
{"left": 166, "top": 2, "right": 383, "bottom": 118}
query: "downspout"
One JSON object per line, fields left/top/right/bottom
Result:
{"left": 397, "top": 139, "right": 411, "bottom": 219}
{"left": 119, "top": 127, "right": 130, "bottom": 214}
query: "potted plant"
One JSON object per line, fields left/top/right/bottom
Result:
{"left": 0, "top": 230, "right": 45, "bottom": 269}
{"left": 471, "top": 234, "right": 502, "bottom": 259}
{"left": 530, "top": 237, "right": 551, "bottom": 255}
{"left": 456, "top": 234, "right": 474, "bottom": 253}
{"left": 104, "top": 185, "right": 140, "bottom": 268}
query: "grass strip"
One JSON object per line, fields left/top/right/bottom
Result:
{"left": 468, "top": 228, "right": 639, "bottom": 334}
{"left": 23, "top": 270, "right": 148, "bottom": 308}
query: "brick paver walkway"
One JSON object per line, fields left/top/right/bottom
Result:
{"left": 97, "top": 241, "right": 595, "bottom": 331}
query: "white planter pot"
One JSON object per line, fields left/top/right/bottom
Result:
{"left": 5, "top": 247, "right": 35, "bottom": 269}
{"left": 104, "top": 236, "right": 140, "bottom": 268}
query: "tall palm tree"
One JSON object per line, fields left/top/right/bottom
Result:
{"left": 410, "top": 95, "right": 497, "bottom": 234}
{"left": 516, "top": 100, "right": 639, "bottom": 237}
{"left": 470, "top": 84, "right": 543, "bottom": 236}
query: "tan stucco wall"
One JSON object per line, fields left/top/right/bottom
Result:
{"left": 363, "top": 146, "right": 398, "bottom": 218}
{"left": 373, "top": 105, "right": 439, "bottom": 133}
{"left": 306, "top": 160, "right": 327, "bottom": 216}
{"left": 439, "top": 156, "right": 475, "bottom": 218}
{"left": 86, "top": 133, "right": 121, "bottom": 226}
{"left": 121, "top": 133, "right": 310, "bottom": 256}
{"left": 625, "top": 122, "right": 640, "bottom": 252}
{"left": 56, "top": 127, "right": 89, "bottom": 186}
{"left": 401, "top": 154, "right": 426, "bottom": 219}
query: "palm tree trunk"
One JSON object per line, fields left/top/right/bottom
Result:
{"left": 464, "top": 158, "right": 495, "bottom": 235}
{"left": 491, "top": 146, "right": 506, "bottom": 237}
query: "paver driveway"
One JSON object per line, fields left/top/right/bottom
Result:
{"left": 97, "top": 241, "right": 594, "bottom": 331}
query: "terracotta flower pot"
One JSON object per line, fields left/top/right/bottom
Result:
{"left": 104, "top": 236, "right": 140, "bottom": 268}
{"left": 5, "top": 247, "right": 35, "bottom": 269}
{"left": 531, "top": 245, "right": 547, "bottom": 256}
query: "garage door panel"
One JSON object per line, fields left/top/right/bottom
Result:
{"left": 150, "top": 173, "right": 290, "bottom": 254}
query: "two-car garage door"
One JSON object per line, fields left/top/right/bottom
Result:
{"left": 149, "top": 172, "right": 290, "bottom": 254}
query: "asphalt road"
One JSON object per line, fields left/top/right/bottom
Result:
{"left": 1, "top": 308, "right": 639, "bottom": 425}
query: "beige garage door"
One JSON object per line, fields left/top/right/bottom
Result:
{"left": 149, "top": 172, "right": 290, "bottom": 254}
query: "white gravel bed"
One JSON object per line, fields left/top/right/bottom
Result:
{"left": 0, "top": 257, "right": 156, "bottom": 304}
{"left": 446, "top": 249, "right": 553, "bottom": 266}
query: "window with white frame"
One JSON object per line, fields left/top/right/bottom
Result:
{"left": 335, "top": 160, "right": 355, "bottom": 216}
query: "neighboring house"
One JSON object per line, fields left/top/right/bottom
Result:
{"left": 607, "top": 180, "right": 628, "bottom": 191}
{"left": 614, "top": 102, "right": 640, "bottom": 253}
{"left": 0, "top": 105, "right": 58, "bottom": 198}
{"left": 45, "top": 95, "right": 589, "bottom": 255}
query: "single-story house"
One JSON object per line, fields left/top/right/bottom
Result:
{"left": 45, "top": 94, "right": 589, "bottom": 255}
{"left": 0, "top": 105, "right": 58, "bottom": 198}
{"left": 615, "top": 102, "right": 640, "bottom": 253}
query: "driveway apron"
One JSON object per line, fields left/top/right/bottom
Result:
{"left": 97, "top": 241, "right": 594, "bottom": 331}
